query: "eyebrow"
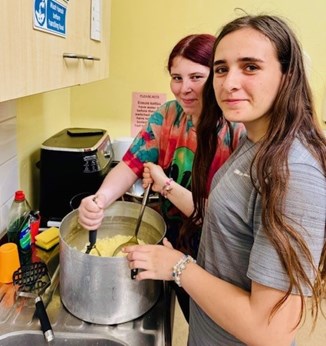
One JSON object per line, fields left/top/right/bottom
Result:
{"left": 170, "top": 72, "right": 207, "bottom": 76}
{"left": 214, "top": 57, "right": 265, "bottom": 65}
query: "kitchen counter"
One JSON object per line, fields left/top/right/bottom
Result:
{"left": 0, "top": 243, "right": 174, "bottom": 345}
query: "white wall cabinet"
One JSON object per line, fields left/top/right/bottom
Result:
{"left": 0, "top": 0, "right": 110, "bottom": 102}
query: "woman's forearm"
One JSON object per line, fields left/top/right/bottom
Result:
{"left": 97, "top": 161, "right": 139, "bottom": 207}
{"left": 161, "top": 179, "right": 194, "bottom": 216}
{"left": 143, "top": 162, "right": 195, "bottom": 216}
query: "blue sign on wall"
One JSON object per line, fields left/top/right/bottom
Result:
{"left": 33, "top": 0, "right": 67, "bottom": 37}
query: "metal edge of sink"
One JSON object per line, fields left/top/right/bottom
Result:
{"left": 0, "top": 330, "right": 127, "bottom": 345}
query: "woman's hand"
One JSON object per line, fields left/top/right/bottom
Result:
{"left": 124, "top": 238, "right": 184, "bottom": 281}
{"left": 143, "top": 162, "right": 168, "bottom": 193}
{"left": 78, "top": 193, "right": 106, "bottom": 230}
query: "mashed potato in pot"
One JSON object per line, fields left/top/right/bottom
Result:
{"left": 83, "top": 234, "right": 145, "bottom": 257}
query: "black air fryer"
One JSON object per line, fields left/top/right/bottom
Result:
{"left": 39, "top": 128, "right": 113, "bottom": 227}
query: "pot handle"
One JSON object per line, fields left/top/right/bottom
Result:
{"left": 35, "top": 296, "right": 54, "bottom": 342}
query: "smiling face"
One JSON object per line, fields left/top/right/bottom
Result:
{"left": 170, "top": 56, "right": 210, "bottom": 121}
{"left": 213, "top": 27, "right": 284, "bottom": 142}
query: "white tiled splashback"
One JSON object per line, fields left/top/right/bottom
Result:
{"left": 0, "top": 101, "right": 19, "bottom": 238}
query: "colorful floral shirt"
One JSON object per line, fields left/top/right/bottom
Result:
{"left": 123, "top": 100, "right": 245, "bottom": 251}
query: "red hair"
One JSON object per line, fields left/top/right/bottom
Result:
{"left": 167, "top": 34, "right": 215, "bottom": 72}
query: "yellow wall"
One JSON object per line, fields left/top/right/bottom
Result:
{"left": 16, "top": 0, "right": 326, "bottom": 206}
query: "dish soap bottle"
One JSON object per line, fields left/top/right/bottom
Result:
{"left": 7, "top": 190, "right": 32, "bottom": 265}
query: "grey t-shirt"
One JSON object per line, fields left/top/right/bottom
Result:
{"left": 189, "top": 137, "right": 326, "bottom": 345}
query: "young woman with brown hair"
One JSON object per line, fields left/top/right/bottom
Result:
{"left": 125, "top": 14, "right": 326, "bottom": 345}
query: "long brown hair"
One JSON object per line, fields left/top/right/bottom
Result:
{"left": 177, "top": 77, "right": 235, "bottom": 256}
{"left": 192, "top": 14, "right": 326, "bottom": 328}
{"left": 172, "top": 34, "right": 238, "bottom": 256}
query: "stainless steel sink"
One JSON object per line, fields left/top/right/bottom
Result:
{"left": 0, "top": 330, "right": 125, "bottom": 345}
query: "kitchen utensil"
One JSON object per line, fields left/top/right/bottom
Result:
{"left": 85, "top": 230, "right": 102, "bottom": 256}
{"left": 0, "top": 243, "right": 20, "bottom": 283}
{"left": 17, "top": 292, "right": 54, "bottom": 342}
{"left": 59, "top": 200, "right": 166, "bottom": 324}
{"left": 13, "top": 261, "right": 48, "bottom": 291}
{"left": 85, "top": 197, "right": 102, "bottom": 256}
{"left": 13, "top": 261, "right": 54, "bottom": 342}
{"left": 112, "top": 184, "right": 151, "bottom": 257}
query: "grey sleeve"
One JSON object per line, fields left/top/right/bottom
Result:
{"left": 247, "top": 161, "right": 326, "bottom": 295}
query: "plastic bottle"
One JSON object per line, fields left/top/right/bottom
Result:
{"left": 7, "top": 190, "right": 32, "bottom": 265}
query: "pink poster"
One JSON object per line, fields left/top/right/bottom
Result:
{"left": 131, "top": 92, "right": 166, "bottom": 136}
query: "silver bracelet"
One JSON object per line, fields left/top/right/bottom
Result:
{"left": 172, "top": 254, "right": 196, "bottom": 287}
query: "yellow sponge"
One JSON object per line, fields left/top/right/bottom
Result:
{"left": 35, "top": 227, "right": 59, "bottom": 250}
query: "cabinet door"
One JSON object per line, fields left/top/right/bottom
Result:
{"left": 0, "top": 0, "right": 110, "bottom": 102}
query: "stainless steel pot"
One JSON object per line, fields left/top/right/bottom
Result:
{"left": 59, "top": 201, "right": 166, "bottom": 325}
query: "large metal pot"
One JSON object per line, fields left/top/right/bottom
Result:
{"left": 59, "top": 201, "right": 166, "bottom": 325}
